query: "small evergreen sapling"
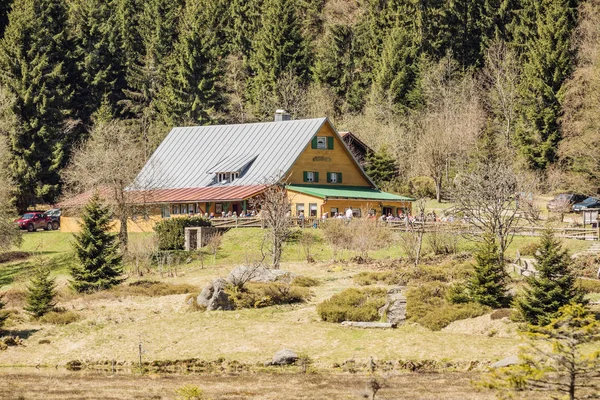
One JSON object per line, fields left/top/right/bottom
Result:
{"left": 24, "top": 264, "right": 57, "bottom": 318}
{"left": 468, "top": 234, "right": 512, "bottom": 308}
{"left": 516, "top": 229, "right": 586, "bottom": 325}
{"left": 70, "top": 193, "right": 123, "bottom": 293}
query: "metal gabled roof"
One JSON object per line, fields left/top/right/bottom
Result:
{"left": 134, "top": 118, "right": 328, "bottom": 189}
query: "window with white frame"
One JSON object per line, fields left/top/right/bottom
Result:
{"left": 328, "top": 172, "right": 338, "bottom": 183}
{"left": 216, "top": 172, "right": 240, "bottom": 183}
{"left": 316, "top": 136, "right": 327, "bottom": 149}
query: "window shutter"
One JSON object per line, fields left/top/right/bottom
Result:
{"left": 314, "top": 172, "right": 319, "bottom": 183}
{"left": 327, "top": 172, "right": 331, "bottom": 183}
{"left": 327, "top": 136, "right": 334, "bottom": 150}
{"left": 303, "top": 171, "right": 308, "bottom": 182}
{"left": 337, "top": 172, "right": 342, "bottom": 183}
{"left": 311, "top": 137, "right": 318, "bottom": 149}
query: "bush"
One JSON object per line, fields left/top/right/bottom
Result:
{"left": 226, "top": 282, "right": 311, "bottom": 309}
{"left": 519, "top": 242, "right": 539, "bottom": 257}
{"left": 353, "top": 271, "right": 403, "bottom": 286}
{"left": 577, "top": 278, "right": 600, "bottom": 293}
{"left": 418, "top": 303, "right": 489, "bottom": 331}
{"left": 115, "top": 280, "right": 196, "bottom": 297}
{"left": 406, "top": 282, "right": 489, "bottom": 330}
{"left": 573, "top": 254, "right": 600, "bottom": 278}
{"left": 154, "top": 217, "right": 212, "bottom": 251}
{"left": 40, "top": 310, "right": 81, "bottom": 325}
{"left": 317, "top": 287, "right": 387, "bottom": 323}
{"left": 408, "top": 176, "right": 436, "bottom": 198}
{"left": 291, "top": 276, "right": 320, "bottom": 287}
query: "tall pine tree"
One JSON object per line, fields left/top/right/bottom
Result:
{"left": 371, "top": 25, "right": 422, "bottom": 113}
{"left": 468, "top": 234, "right": 512, "bottom": 308}
{"left": 516, "top": 229, "right": 585, "bottom": 325}
{"left": 69, "top": 0, "right": 127, "bottom": 123}
{"left": 249, "top": 0, "right": 310, "bottom": 119}
{"left": 156, "top": 0, "right": 224, "bottom": 126}
{"left": 0, "top": 0, "right": 76, "bottom": 211}
{"left": 514, "top": 0, "right": 578, "bottom": 169}
{"left": 71, "top": 193, "right": 123, "bottom": 293}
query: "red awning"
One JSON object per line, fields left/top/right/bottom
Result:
{"left": 59, "top": 185, "right": 266, "bottom": 207}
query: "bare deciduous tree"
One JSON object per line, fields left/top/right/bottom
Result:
{"left": 321, "top": 218, "right": 352, "bottom": 261}
{"left": 452, "top": 160, "right": 535, "bottom": 264}
{"left": 397, "top": 199, "right": 426, "bottom": 266}
{"left": 62, "top": 120, "right": 149, "bottom": 250}
{"left": 416, "top": 56, "right": 483, "bottom": 202}
{"left": 480, "top": 40, "right": 521, "bottom": 146}
{"left": 251, "top": 182, "right": 292, "bottom": 269}
{"left": 206, "top": 232, "right": 223, "bottom": 265}
{"left": 349, "top": 209, "right": 392, "bottom": 260}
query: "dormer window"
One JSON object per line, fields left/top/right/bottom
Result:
{"left": 312, "top": 136, "right": 334, "bottom": 150}
{"left": 216, "top": 172, "right": 239, "bottom": 183}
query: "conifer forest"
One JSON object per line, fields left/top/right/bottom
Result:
{"left": 0, "top": 0, "right": 599, "bottom": 210}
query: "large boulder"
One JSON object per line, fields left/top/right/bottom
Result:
{"left": 271, "top": 349, "right": 298, "bottom": 365}
{"left": 378, "top": 287, "right": 407, "bottom": 325}
{"left": 491, "top": 355, "right": 520, "bottom": 368}
{"left": 197, "top": 278, "right": 234, "bottom": 311}
{"left": 227, "top": 265, "right": 296, "bottom": 286}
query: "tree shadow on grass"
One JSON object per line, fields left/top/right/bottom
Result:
{"left": 0, "top": 328, "right": 40, "bottom": 340}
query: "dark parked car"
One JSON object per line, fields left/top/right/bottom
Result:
{"left": 572, "top": 197, "right": 600, "bottom": 212}
{"left": 15, "top": 212, "right": 55, "bottom": 232}
{"left": 547, "top": 193, "right": 587, "bottom": 212}
{"left": 44, "top": 208, "right": 61, "bottom": 230}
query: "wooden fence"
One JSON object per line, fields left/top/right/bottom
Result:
{"left": 207, "top": 217, "right": 600, "bottom": 240}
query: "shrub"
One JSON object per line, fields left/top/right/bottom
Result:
{"left": 40, "top": 310, "right": 81, "bottom": 325}
{"left": 227, "top": 282, "right": 311, "bottom": 309}
{"left": 291, "top": 276, "right": 320, "bottom": 287}
{"left": 406, "top": 282, "right": 489, "bottom": 330}
{"left": 317, "top": 287, "right": 387, "bottom": 323}
{"left": 572, "top": 254, "right": 600, "bottom": 278}
{"left": 154, "top": 217, "right": 211, "bottom": 251}
{"left": 519, "top": 242, "right": 539, "bottom": 257}
{"left": 426, "top": 230, "right": 459, "bottom": 255}
{"left": 418, "top": 303, "right": 489, "bottom": 331}
{"left": 353, "top": 271, "right": 403, "bottom": 286}
{"left": 408, "top": 176, "right": 436, "bottom": 198}
{"left": 577, "top": 278, "right": 600, "bottom": 294}
{"left": 175, "top": 384, "right": 207, "bottom": 400}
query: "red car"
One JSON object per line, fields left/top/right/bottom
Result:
{"left": 15, "top": 211, "right": 56, "bottom": 232}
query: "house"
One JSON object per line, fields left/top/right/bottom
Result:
{"left": 59, "top": 113, "right": 413, "bottom": 232}
{"left": 340, "top": 131, "right": 373, "bottom": 168}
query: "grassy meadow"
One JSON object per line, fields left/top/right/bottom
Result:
{"left": 0, "top": 225, "right": 598, "bottom": 399}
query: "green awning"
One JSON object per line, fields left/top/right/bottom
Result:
{"left": 286, "top": 184, "right": 414, "bottom": 201}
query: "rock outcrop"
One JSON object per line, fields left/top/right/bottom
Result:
{"left": 378, "top": 287, "right": 407, "bottom": 325}
{"left": 197, "top": 278, "right": 234, "bottom": 311}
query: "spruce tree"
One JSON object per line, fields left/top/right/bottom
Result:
{"left": 228, "top": 0, "right": 263, "bottom": 60}
{"left": 371, "top": 26, "right": 422, "bottom": 113}
{"left": 514, "top": 0, "right": 578, "bottom": 169}
{"left": 71, "top": 193, "right": 123, "bottom": 293}
{"left": 121, "top": 0, "right": 182, "bottom": 122}
{"left": 313, "top": 24, "right": 358, "bottom": 114}
{"left": 365, "top": 147, "right": 400, "bottom": 187}
{"left": 24, "top": 265, "right": 57, "bottom": 318}
{"left": 156, "top": 0, "right": 224, "bottom": 126}
{"left": 69, "top": 0, "right": 127, "bottom": 123}
{"left": 0, "top": 0, "right": 76, "bottom": 211}
{"left": 516, "top": 229, "right": 586, "bottom": 325}
{"left": 249, "top": 0, "right": 310, "bottom": 119}
{"left": 468, "top": 234, "right": 512, "bottom": 309}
